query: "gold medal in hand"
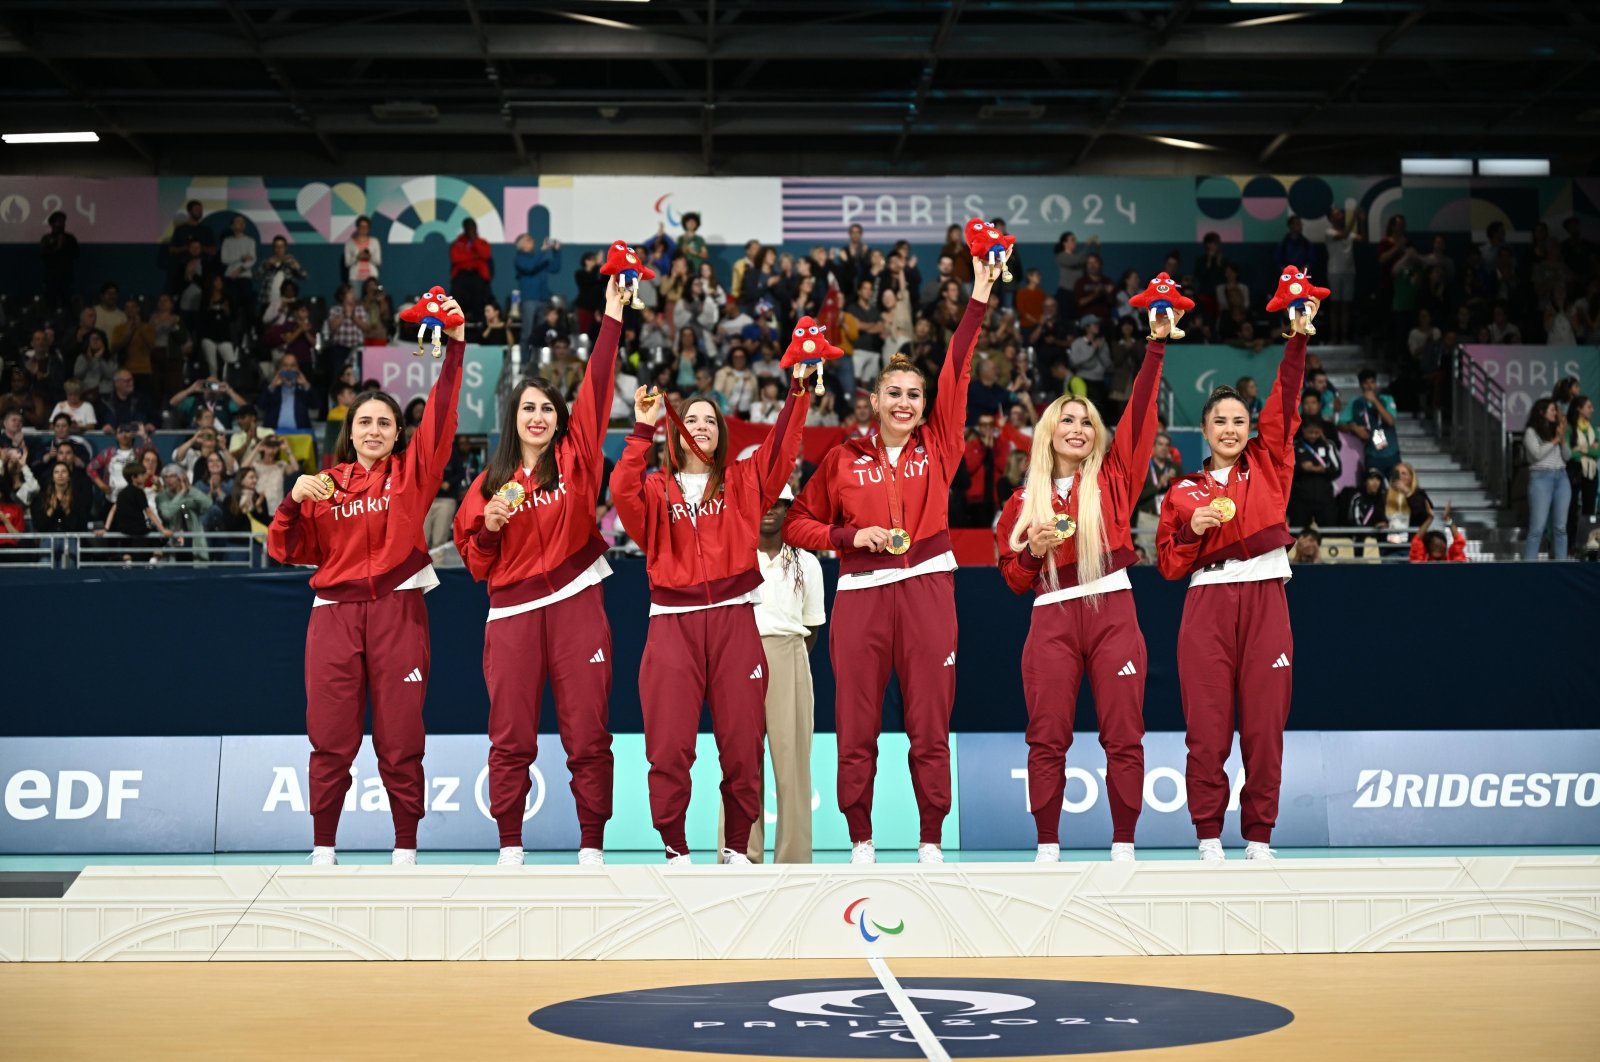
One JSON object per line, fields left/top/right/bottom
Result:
{"left": 497, "top": 481, "right": 527, "bottom": 508}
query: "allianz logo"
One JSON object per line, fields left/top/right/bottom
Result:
{"left": 263, "top": 764, "right": 549, "bottom": 822}
{"left": 1352, "top": 770, "right": 1600, "bottom": 809}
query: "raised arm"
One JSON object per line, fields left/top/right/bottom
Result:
{"left": 569, "top": 280, "right": 626, "bottom": 474}
{"left": 406, "top": 297, "right": 468, "bottom": 488}
{"left": 748, "top": 372, "right": 810, "bottom": 510}
{"left": 929, "top": 253, "right": 1005, "bottom": 458}
{"left": 608, "top": 387, "right": 664, "bottom": 548}
{"left": 1256, "top": 330, "right": 1310, "bottom": 465}
{"left": 1106, "top": 337, "right": 1167, "bottom": 491}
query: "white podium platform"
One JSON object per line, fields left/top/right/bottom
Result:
{"left": 3, "top": 856, "right": 1596, "bottom": 962}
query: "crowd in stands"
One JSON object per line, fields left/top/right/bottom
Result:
{"left": 1, "top": 198, "right": 1596, "bottom": 563}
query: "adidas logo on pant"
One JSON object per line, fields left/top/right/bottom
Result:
{"left": 1117, "top": 660, "right": 1138, "bottom": 677}
{"left": 402, "top": 668, "right": 422, "bottom": 683}
{"left": 750, "top": 665, "right": 763, "bottom": 680}
{"left": 1271, "top": 653, "right": 1291, "bottom": 669}
{"left": 943, "top": 652, "right": 956, "bottom": 667}
{"left": 590, "top": 649, "right": 606, "bottom": 664}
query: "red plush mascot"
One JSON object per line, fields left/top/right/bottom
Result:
{"left": 1265, "top": 266, "right": 1331, "bottom": 337}
{"left": 398, "top": 285, "right": 466, "bottom": 358}
{"left": 780, "top": 316, "right": 843, "bottom": 396}
{"left": 599, "top": 240, "right": 657, "bottom": 311}
{"left": 1127, "top": 272, "right": 1195, "bottom": 340}
{"left": 964, "top": 218, "right": 1017, "bottom": 282}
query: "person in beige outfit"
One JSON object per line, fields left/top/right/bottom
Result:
{"left": 719, "top": 484, "right": 825, "bottom": 862}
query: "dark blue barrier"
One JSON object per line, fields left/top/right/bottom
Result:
{"left": 3, "top": 559, "right": 1595, "bottom": 737}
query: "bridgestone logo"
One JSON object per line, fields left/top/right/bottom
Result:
{"left": 1352, "top": 770, "right": 1600, "bottom": 809}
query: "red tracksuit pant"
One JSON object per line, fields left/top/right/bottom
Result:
{"left": 304, "top": 591, "right": 430, "bottom": 848}
{"left": 831, "top": 571, "right": 958, "bottom": 845}
{"left": 483, "top": 584, "right": 614, "bottom": 850}
{"left": 1177, "top": 577, "right": 1293, "bottom": 843}
{"left": 1021, "top": 588, "right": 1147, "bottom": 845}
{"left": 639, "top": 603, "right": 767, "bottom": 855}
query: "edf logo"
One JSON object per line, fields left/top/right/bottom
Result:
{"left": 4, "top": 770, "right": 143, "bottom": 820}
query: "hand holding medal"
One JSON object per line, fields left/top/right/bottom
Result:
{"left": 633, "top": 385, "right": 665, "bottom": 426}
{"left": 291, "top": 473, "right": 335, "bottom": 504}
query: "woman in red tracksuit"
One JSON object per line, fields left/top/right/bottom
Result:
{"left": 608, "top": 364, "right": 811, "bottom": 864}
{"left": 783, "top": 250, "right": 1005, "bottom": 864}
{"left": 267, "top": 295, "right": 467, "bottom": 867}
{"left": 994, "top": 312, "right": 1173, "bottom": 864}
{"left": 1156, "top": 297, "right": 1317, "bottom": 864}
{"left": 453, "top": 277, "right": 625, "bottom": 867}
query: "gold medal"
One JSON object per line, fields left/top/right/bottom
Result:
{"left": 1052, "top": 512, "right": 1077, "bottom": 540}
{"left": 886, "top": 527, "right": 912, "bottom": 555}
{"left": 1213, "top": 496, "right": 1237, "bottom": 522}
{"left": 639, "top": 388, "right": 659, "bottom": 410}
{"left": 316, "top": 472, "right": 336, "bottom": 499}
{"left": 497, "top": 481, "right": 527, "bottom": 508}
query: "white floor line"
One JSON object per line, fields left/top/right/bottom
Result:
{"left": 867, "top": 953, "right": 951, "bottom": 1062}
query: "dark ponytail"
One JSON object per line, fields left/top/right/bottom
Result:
{"left": 1201, "top": 385, "right": 1247, "bottom": 421}
{"left": 875, "top": 352, "right": 926, "bottom": 390}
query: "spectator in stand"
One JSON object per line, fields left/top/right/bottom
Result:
{"left": 165, "top": 199, "right": 215, "bottom": 292}
{"left": 426, "top": 435, "right": 480, "bottom": 550}
{"left": 324, "top": 284, "right": 368, "bottom": 382}
{"left": 34, "top": 415, "right": 92, "bottom": 472}
{"left": 1194, "top": 232, "right": 1227, "bottom": 319}
{"left": 961, "top": 411, "right": 1005, "bottom": 527}
{"left": 448, "top": 218, "right": 494, "bottom": 322}
{"left": 256, "top": 236, "right": 307, "bottom": 321}
{"left": 804, "top": 387, "right": 838, "bottom": 427}
{"left": 92, "top": 282, "right": 127, "bottom": 340}
{"left": 0, "top": 460, "right": 32, "bottom": 544}
{"left": 1523, "top": 397, "right": 1572, "bottom": 561}
{"left": 714, "top": 347, "right": 758, "bottom": 419}
{"left": 750, "top": 378, "right": 785, "bottom": 425}
{"left": 98, "top": 458, "right": 169, "bottom": 564}
{"left": 1289, "top": 527, "right": 1323, "bottom": 564}
{"left": 110, "top": 299, "right": 159, "bottom": 400}
{"left": 1235, "top": 377, "right": 1263, "bottom": 429}
{"left": 1488, "top": 300, "right": 1522, "bottom": 344}
{"left": 1275, "top": 215, "right": 1314, "bottom": 270}
{"left": 21, "top": 329, "right": 66, "bottom": 404}
{"left": 218, "top": 466, "right": 268, "bottom": 532}
{"left": 1288, "top": 415, "right": 1342, "bottom": 531}
{"left": 227, "top": 405, "right": 272, "bottom": 464}
{"left": 843, "top": 279, "right": 885, "bottom": 388}
{"left": 1135, "top": 431, "right": 1182, "bottom": 531}
{"left": 31, "top": 460, "right": 91, "bottom": 533}
{"left": 96, "top": 371, "right": 151, "bottom": 435}
{"left": 513, "top": 234, "right": 561, "bottom": 353}
{"left": 1025, "top": 296, "right": 1073, "bottom": 375}
{"left": 966, "top": 356, "right": 1013, "bottom": 428}
{"left": 360, "top": 278, "right": 392, "bottom": 344}
{"left": 267, "top": 303, "right": 317, "bottom": 381}
{"left": 675, "top": 276, "right": 721, "bottom": 353}
{"left": 0, "top": 366, "right": 48, "bottom": 429}
{"left": 219, "top": 215, "right": 256, "bottom": 323}
{"left": 245, "top": 434, "right": 300, "bottom": 512}
{"left": 1, "top": 410, "right": 26, "bottom": 457}
{"left": 155, "top": 464, "right": 213, "bottom": 559}
{"left": 344, "top": 215, "right": 381, "bottom": 285}
{"left": 1410, "top": 510, "right": 1467, "bottom": 563}
{"left": 259, "top": 352, "right": 313, "bottom": 435}
{"left": 1067, "top": 316, "right": 1111, "bottom": 409}
{"left": 1408, "top": 307, "right": 1441, "bottom": 361}
{"left": 39, "top": 210, "right": 79, "bottom": 311}
{"left": 1113, "top": 269, "right": 1143, "bottom": 327}
{"left": 175, "top": 236, "right": 218, "bottom": 314}
{"left": 0, "top": 443, "right": 37, "bottom": 507}
{"left": 1568, "top": 394, "right": 1597, "bottom": 545}
{"left": 1015, "top": 268, "right": 1047, "bottom": 329}
{"left": 193, "top": 277, "right": 239, "bottom": 379}
{"left": 1322, "top": 206, "right": 1361, "bottom": 343}
{"left": 1306, "top": 361, "right": 1342, "bottom": 421}
{"left": 1073, "top": 254, "right": 1116, "bottom": 321}
{"left": 1052, "top": 231, "right": 1089, "bottom": 308}
{"left": 193, "top": 451, "right": 232, "bottom": 521}
{"left": 73, "top": 328, "right": 115, "bottom": 400}
{"left": 49, "top": 380, "right": 99, "bottom": 432}
{"left": 1343, "top": 369, "right": 1400, "bottom": 478}
{"left": 173, "top": 424, "right": 239, "bottom": 481}
{"left": 678, "top": 212, "right": 709, "bottom": 274}
{"left": 65, "top": 306, "right": 100, "bottom": 362}
{"left": 480, "top": 301, "right": 510, "bottom": 348}
{"left": 1340, "top": 467, "right": 1389, "bottom": 537}
{"left": 573, "top": 251, "right": 605, "bottom": 337}
{"left": 1386, "top": 462, "right": 1434, "bottom": 540}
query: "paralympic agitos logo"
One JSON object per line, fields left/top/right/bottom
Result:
{"left": 843, "top": 897, "right": 904, "bottom": 943}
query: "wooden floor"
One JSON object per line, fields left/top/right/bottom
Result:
{"left": 5, "top": 953, "right": 1596, "bottom": 1060}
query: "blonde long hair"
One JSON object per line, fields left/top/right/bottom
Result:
{"left": 1008, "top": 395, "right": 1110, "bottom": 593}
{"left": 1386, "top": 461, "right": 1417, "bottom": 519}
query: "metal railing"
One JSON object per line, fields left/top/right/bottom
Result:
{"left": 0, "top": 532, "right": 268, "bottom": 570}
{"left": 1443, "top": 346, "right": 1510, "bottom": 506}
{"left": 1126, "top": 525, "right": 1437, "bottom": 564}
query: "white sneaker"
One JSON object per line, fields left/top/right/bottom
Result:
{"left": 391, "top": 848, "right": 417, "bottom": 866}
{"left": 1110, "top": 843, "right": 1136, "bottom": 863}
{"left": 310, "top": 846, "right": 337, "bottom": 866}
{"left": 917, "top": 843, "right": 944, "bottom": 864}
{"left": 1245, "top": 841, "right": 1277, "bottom": 862}
{"left": 1198, "top": 838, "right": 1226, "bottom": 864}
{"left": 1035, "top": 843, "right": 1060, "bottom": 863}
{"left": 665, "top": 847, "right": 692, "bottom": 866}
{"left": 850, "top": 841, "right": 876, "bottom": 865}
{"left": 578, "top": 847, "right": 605, "bottom": 866}
{"left": 496, "top": 846, "right": 524, "bottom": 866}
{"left": 720, "top": 849, "right": 752, "bottom": 865}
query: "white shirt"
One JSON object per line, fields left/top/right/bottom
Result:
{"left": 1187, "top": 466, "right": 1294, "bottom": 588}
{"left": 753, "top": 546, "right": 826, "bottom": 637}
{"left": 486, "top": 555, "right": 612, "bottom": 623}
{"left": 836, "top": 445, "right": 958, "bottom": 592}
{"left": 1031, "top": 473, "right": 1135, "bottom": 605}
{"left": 50, "top": 400, "right": 98, "bottom": 429}
{"left": 314, "top": 563, "right": 439, "bottom": 607}
{"left": 649, "top": 472, "right": 762, "bottom": 616}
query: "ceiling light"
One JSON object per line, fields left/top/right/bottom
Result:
{"left": 1401, "top": 158, "right": 1472, "bottom": 176}
{"left": 555, "top": 11, "right": 643, "bottom": 29}
{"left": 1147, "top": 135, "right": 1221, "bottom": 151}
{"left": 1230, "top": 11, "right": 1316, "bottom": 26}
{"left": 2, "top": 131, "right": 99, "bottom": 144}
{"left": 1477, "top": 159, "right": 1549, "bottom": 176}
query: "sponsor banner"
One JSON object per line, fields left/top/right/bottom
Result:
{"left": 214, "top": 734, "right": 579, "bottom": 852}
{"left": 0, "top": 177, "right": 158, "bottom": 244}
{"left": 1321, "top": 730, "right": 1600, "bottom": 846}
{"left": 355, "top": 344, "right": 502, "bottom": 433}
{"left": 1461, "top": 345, "right": 1600, "bottom": 425}
{"left": 0, "top": 737, "right": 220, "bottom": 853}
{"left": 956, "top": 732, "right": 1329, "bottom": 849}
{"left": 540, "top": 176, "right": 784, "bottom": 246}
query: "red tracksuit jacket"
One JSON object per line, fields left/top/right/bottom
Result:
{"left": 452, "top": 316, "right": 620, "bottom": 607}
{"left": 267, "top": 338, "right": 465, "bottom": 599}
{"left": 609, "top": 379, "right": 806, "bottom": 607}
{"left": 995, "top": 341, "right": 1166, "bottom": 595}
{"left": 782, "top": 297, "right": 986, "bottom": 573}
{"left": 1156, "top": 333, "right": 1308, "bottom": 579}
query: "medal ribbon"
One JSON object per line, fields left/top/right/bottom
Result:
{"left": 874, "top": 431, "right": 907, "bottom": 533}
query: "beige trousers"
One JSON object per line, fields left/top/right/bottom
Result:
{"left": 718, "top": 633, "right": 814, "bottom": 863}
